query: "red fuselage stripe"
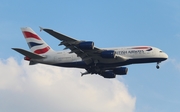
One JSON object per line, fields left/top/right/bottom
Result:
{"left": 131, "top": 47, "right": 150, "bottom": 49}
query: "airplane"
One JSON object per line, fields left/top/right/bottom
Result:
{"left": 12, "top": 27, "right": 168, "bottom": 78}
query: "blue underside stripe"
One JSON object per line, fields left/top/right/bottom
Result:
{"left": 52, "top": 58, "right": 167, "bottom": 68}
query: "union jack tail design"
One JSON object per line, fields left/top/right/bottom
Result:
{"left": 21, "top": 27, "right": 54, "bottom": 55}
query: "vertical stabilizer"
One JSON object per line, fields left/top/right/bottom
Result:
{"left": 21, "top": 27, "right": 54, "bottom": 55}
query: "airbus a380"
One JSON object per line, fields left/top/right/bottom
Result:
{"left": 12, "top": 27, "right": 168, "bottom": 78}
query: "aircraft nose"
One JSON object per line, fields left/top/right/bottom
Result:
{"left": 164, "top": 53, "right": 168, "bottom": 60}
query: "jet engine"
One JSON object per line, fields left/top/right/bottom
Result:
{"left": 101, "top": 71, "right": 116, "bottom": 78}
{"left": 113, "top": 67, "right": 128, "bottom": 75}
{"left": 78, "top": 41, "right": 94, "bottom": 50}
{"left": 100, "top": 50, "right": 116, "bottom": 58}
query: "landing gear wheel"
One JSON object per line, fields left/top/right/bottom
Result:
{"left": 156, "top": 62, "right": 161, "bottom": 69}
{"left": 156, "top": 65, "right": 160, "bottom": 69}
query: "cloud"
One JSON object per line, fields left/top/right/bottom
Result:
{"left": 168, "top": 58, "right": 180, "bottom": 71}
{"left": 0, "top": 57, "right": 136, "bottom": 112}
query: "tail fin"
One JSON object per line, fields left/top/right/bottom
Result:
{"left": 21, "top": 27, "right": 54, "bottom": 55}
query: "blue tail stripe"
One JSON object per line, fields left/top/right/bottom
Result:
{"left": 28, "top": 42, "right": 43, "bottom": 48}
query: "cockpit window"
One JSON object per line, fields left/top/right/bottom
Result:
{"left": 160, "top": 51, "right": 163, "bottom": 53}
{"left": 146, "top": 48, "right": 153, "bottom": 51}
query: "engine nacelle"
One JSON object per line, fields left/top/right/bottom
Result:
{"left": 78, "top": 41, "right": 94, "bottom": 50}
{"left": 113, "top": 67, "right": 128, "bottom": 75}
{"left": 102, "top": 71, "right": 116, "bottom": 78}
{"left": 100, "top": 50, "right": 116, "bottom": 58}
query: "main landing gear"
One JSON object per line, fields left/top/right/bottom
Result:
{"left": 156, "top": 62, "right": 161, "bottom": 69}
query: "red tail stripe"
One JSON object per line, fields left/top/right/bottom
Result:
{"left": 34, "top": 46, "right": 50, "bottom": 54}
{"left": 23, "top": 31, "right": 41, "bottom": 40}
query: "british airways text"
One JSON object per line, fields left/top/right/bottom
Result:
{"left": 116, "top": 50, "right": 144, "bottom": 55}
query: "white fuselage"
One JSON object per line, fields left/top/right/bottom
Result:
{"left": 32, "top": 46, "right": 168, "bottom": 68}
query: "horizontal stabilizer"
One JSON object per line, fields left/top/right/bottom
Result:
{"left": 12, "top": 48, "right": 44, "bottom": 59}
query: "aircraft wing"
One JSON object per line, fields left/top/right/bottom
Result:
{"left": 41, "top": 27, "right": 128, "bottom": 65}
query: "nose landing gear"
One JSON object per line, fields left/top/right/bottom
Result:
{"left": 156, "top": 62, "right": 161, "bottom": 69}
{"left": 156, "top": 65, "right": 160, "bottom": 69}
